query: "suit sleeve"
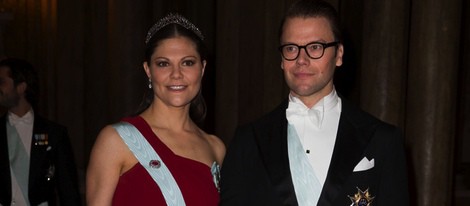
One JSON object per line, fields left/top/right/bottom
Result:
{"left": 376, "top": 125, "right": 410, "bottom": 205}
{"left": 220, "top": 126, "right": 253, "bottom": 205}
{"left": 220, "top": 125, "right": 283, "bottom": 206}
{"left": 54, "top": 126, "right": 82, "bottom": 206}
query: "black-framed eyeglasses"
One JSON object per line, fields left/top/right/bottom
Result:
{"left": 278, "top": 41, "right": 338, "bottom": 61}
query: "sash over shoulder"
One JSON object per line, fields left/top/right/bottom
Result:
{"left": 113, "top": 122, "right": 186, "bottom": 206}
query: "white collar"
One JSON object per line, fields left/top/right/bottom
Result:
{"left": 8, "top": 109, "right": 34, "bottom": 126}
{"left": 287, "top": 89, "right": 339, "bottom": 128}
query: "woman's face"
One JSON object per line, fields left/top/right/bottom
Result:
{"left": 144, "top": 36, "right": 206, "bottom": 108}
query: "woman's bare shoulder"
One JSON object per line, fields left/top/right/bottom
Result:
{"left": 204, "top": 133, "right": 226, "bottom": 165}
{"left": 89, "top": 124, "right": 137, "bottom": 172}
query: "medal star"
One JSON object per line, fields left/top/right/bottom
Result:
{"left": 348, "top": 187, "right": 375, "bottom": 206}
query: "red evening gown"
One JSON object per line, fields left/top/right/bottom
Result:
{"left": 111, "top": 116, "right": 219, "bottom": 206}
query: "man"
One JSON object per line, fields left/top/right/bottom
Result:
{"left": 220, "top": 0, "right": 409, "bottom": 205}
{"left": 0, "top": 58, "right": 81, "bottom": 205}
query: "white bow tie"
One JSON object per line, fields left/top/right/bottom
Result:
{"left": 8, "top": 113, "right": 34, "bottom": 126}
{"left": 286, "top": 101, "right": 324, "bottom": 128}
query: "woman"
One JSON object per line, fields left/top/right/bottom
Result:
{"left": 86, "top": 13, "right": 225, "bottom": 206}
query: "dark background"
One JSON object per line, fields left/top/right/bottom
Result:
{"left": 0, "top": 0, "right": 468, "bottom": 205}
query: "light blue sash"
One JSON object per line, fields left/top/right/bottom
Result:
{"left": 287, "top": 124, "right": 322, "bottom": 205}
{"left": 113, "top": 122, "right": 186, "bottom": 206}
{"left": 7, "top": 123, "right": 30, "bottom": 205}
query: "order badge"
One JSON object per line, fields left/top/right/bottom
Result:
{"left": 348, "top": 187, "right": 375, "bottom": 206}
{"left": 34, "top": 133, "right": 49, "bottom": 146}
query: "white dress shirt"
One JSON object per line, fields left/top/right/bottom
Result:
{"left": 286, "top": 89, "right": 342, "bottom": 186}
{"left": 8, "top": 110, "right": 34, "bottom": 206}
{"left": 8, "top": 110, "right": 34, "bottom": 156}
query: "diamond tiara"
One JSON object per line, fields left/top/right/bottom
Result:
{"left": 145, "top": 13, "right": 204, "bottom": 44}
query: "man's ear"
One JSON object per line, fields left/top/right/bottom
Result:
{"left": 335, "top": 44, "right": 344, "bottom": 67}
{"left": 16, "top": 82, "right": 27, "bottom": 94}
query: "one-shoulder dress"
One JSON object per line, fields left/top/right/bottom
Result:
{"left": 111, "top": 116, "right": 220, "bottom": 206}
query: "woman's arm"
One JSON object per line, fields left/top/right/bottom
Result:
{"left": 86, "top": 125, "right": 131, "bottom": 206}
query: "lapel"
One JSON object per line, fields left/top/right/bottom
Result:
{"left": 317, "top": 99, "right": 378, "bottom": 205}
{"left": 257, "top": 100, "right": 298, "bottom": 206}
{"left": 28, "top": 115, "right": 50, "bottom": 192}
{"left": 0, "top": 115, "right": 12, "bottom": 205}
{"left": 255, "top": 98, "right": 379, "bottom": 205}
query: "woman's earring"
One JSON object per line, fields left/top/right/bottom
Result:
{"left": 148, "top": 79, "right": 152, "bottom": 89}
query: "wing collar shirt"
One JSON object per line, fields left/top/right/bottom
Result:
{"left": 8, "top": 109, "right": 34, "bottom": 206}
{"left": 286, "top": 89, "right": 341, "bottom": 186}
{"left": 8, "top": 110, "right": 34, "bottom": 155}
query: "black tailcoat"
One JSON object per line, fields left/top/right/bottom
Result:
{"left": 220, "top": 99, "right": 409, "bottom": 206}
{"left": 0, "top": 114, "right": 81, "bottom": 206}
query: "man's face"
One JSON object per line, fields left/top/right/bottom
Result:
{"left": 0, "top": 66, "right": 21, "bottom": 108}
{"left": 280, "top": 17, "right": 344, "bottom": 107}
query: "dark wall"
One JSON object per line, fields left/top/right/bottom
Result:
{"left": 0, "top": 0, "right": 468, "bottom": 205}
